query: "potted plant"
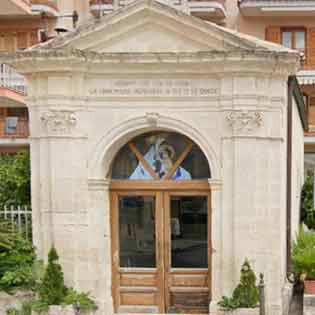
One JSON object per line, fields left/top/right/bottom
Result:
{"left": 292, "top": 228, "right": 315, "bottom": 294}
{"left": 213, "top": 259, "right": 260, "bottom": 315}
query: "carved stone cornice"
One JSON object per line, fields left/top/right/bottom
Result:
{"left": 0, "top": 49, "right": 298, "bottom": 77}
{"left": 226, "top": 110, "right": 263, "bottom": 132}
{"left": 41, "top": 108, "right": 77, "bottom": 136}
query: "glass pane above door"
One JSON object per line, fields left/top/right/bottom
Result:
{"left": 170, "top": 196, "right": 208, "bottom": 268}
{"left": 119, "top": 196, "right": 156, "bottom": 267}
{"left": 111, "top": 131, "right": 211, "bottom": 180}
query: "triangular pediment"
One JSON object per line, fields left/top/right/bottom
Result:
{"left": 87, "top": 22, "right": 213, "bottom": 53}
{"left": 30, "top": 0, "right": 294, "bottom": 54}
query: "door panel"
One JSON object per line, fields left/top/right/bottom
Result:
{"left": 111, "top": 192, "right": 164, "bottom": 313}
{"left": 111, "top": 190, "right": 211, "bottom": 314}
{"left": 118, "top": 195, "right": 156, "bottom": 268}
{"left": 164, "top": 193, "right": 211, "bottom": 314}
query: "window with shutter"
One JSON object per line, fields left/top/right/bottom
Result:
{"left": 4, "top": 34, "right": 15, "bottom": 52}
{"left": 17, "top": 32, "right": 28, "bottom": 50}
{"left": 310, "top": 97, "right": 315, "bottom": 107}
{"left": 265, "top": 26, "right": 281, "bottom": 44}
{"left": 307, "top": 96, "right": 315, "bottom": 127}
{"left": 0, "top": 34, "right": 5, "bottom": 52}
{"left": 307, "top": 28, "right": 315, "bottom": 67}
{"left": 30, "top": 31, "right": 38, "bottom": 46}
{"left": 281, "top": 29, "right": 306, "bottom": 53}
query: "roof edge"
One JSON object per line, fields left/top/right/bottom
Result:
{"left": 289, "top": 75, "right": 308, "bottom": 131}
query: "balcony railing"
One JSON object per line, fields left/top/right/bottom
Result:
{"left": 239, "top": 0, "right": 315, "bottom": 16}
{"left": 30, "top": 0, "right": 59, "bottom": 15}
{"left": 90, "top": 0, "right": 226, "bottom": 19}
{"left": 188, "top": 0, "right": 226, "bottom": 19}
{"left": 0, "top": 64, "right": 27, "bottom": 96}
{"left": 0, "top": 117, "right": 29, "bottom": 139}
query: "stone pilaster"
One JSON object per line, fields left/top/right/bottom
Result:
{"left": 87, "top": 179, "right": 113, "bottom": 315}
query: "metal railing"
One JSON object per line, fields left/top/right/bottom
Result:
{"left": 30, "top": 0, "right": 59, "bottom": 11}
{"left": 0, "top": 64, "right": 27, "bottom": 95}
{"left": 0, "top": 206, "right": 32, "bottom": 241}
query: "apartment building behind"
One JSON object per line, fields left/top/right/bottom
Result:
{"left": 0, "top": 0, "right": 314, "bottom": 163}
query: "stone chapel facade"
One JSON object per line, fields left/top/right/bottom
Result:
{"left": 1, "top": 1, "right": 306, "bottom": 314}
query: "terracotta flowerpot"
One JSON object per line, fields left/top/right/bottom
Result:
{"left": 304, "top": 280, "right": 315, "bottom": 294}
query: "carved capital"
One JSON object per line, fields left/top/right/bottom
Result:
{"left": 145, "top": 112, "right": 160, "bottom": 126}
{"left": 226, "top": 110, "right": 263, "bottom": 132}
{"left": 88, "top": 178, "right": 110, "bottom": 191}
{"left": 41, "top": 109, "right": 77, "bottom": 135}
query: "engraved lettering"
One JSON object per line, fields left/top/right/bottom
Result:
{"left": 87, "top": 79, "right": 220, "bottom": 98}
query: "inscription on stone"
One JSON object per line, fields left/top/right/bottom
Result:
{"left": 88, "top": 79, "right": 219, "bottom": 97}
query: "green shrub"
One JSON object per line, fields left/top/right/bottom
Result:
{"left": 292, "top": 228, "right": 315, "bottom": 280}
{"left": 30, "top": 300, "right": 49, "bottom": 314}
{"left": 218, "top": 259, "right": 259, "bottom": 309}
{"left": 39, "top": 247, "right": 67, "bottom": 305}
{"left": 301, "top": 170, "right": 315, "bottom": 230}
{"left": 0, "top": 237, "right": 37, "bottom": 292}
{"left": 63, "top": 288, "right": 97, "bottom": 311}
{"left": 0, "top": 152, "right": 31, "bottom": 209}
{"left": 6, "top": 300, "right": 48, "bottom": 315}
{"left": 0, "top": 221, "right": 17, "bottom": 250}
{"left": 5, "top": 246, "right": 97, "bottom": 315}
{"left": 6, "top": 307, "right": 20, "bottom": 315}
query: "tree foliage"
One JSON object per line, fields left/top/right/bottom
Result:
{"left": 0, "top": 151, "right": 31, "bottom": 209}
{"left": 0, "top": 237, "right": 37, "bottom": 292}
{"left": 301, "top": 170, "right": 315, "bottom": 229}
{"left": 292, "top": 228, "right": 315, "bottom": 280}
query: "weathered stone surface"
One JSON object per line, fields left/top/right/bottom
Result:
{"left": 0, "top": 291, "right": 34, "bottom": 315}
{"left": 2, "top": 1, "right": 304, "bottom": 315}
{"left": 210, "top": 304, "right": 259, "bottom": 315}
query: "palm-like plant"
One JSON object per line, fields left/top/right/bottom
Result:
{"left": 0, "top": 221, "right": 16, "bottom": 249}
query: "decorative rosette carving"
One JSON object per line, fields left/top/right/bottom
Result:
{"left": 226, "top": 110, "right": 263, "bottom": 132}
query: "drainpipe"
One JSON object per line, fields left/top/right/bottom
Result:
{"left": 286, "top": 76, "right": 293, "bottom": 282}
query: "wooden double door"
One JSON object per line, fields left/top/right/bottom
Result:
{"left": 110, "top": 189, "right": 211, "bottom": 314}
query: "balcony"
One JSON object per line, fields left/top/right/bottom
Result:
{"left": 188, "top": 0, "right": 226, "bottom": 20}
{"left": 30, "top": 0, "right": 59, "bottom": 16}
{"left": 0, "top": 64, "right": 26, "bottom": 107}
{"left": 90, "top": 0, "right": 114, "bottom": 16}
{"left": 0, "top": 64, "right": 26, "bottom": 96}
{"left": 0, "top": 0, "right": 33, "bottom": 15}
{"left": 0, "top": 107, "right": 29, "bottom": 148}
{"left": 239, "top": 0, "right": 315, "bottom": 17}
{"left": 89, "top": 0, "right": 226, "bottom": 20}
